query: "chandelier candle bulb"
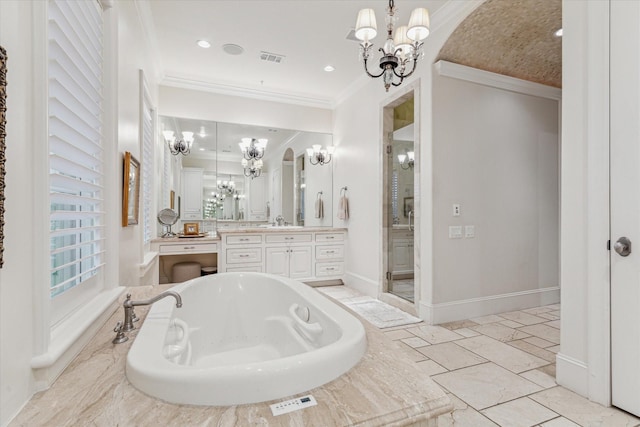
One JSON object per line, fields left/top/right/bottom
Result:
{"left": 407, "top": 8, "right": 430, "bottom": 41}
{"left": 355, "top": 8, "right": 377, "bottom": 42}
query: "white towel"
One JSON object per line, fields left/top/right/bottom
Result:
{"left": 315, "top": 198, "right": 324, "bottom": 219}
{"left": 337, "top": 196, "right": 349, "bottom": 220}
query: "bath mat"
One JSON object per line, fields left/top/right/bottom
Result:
{"left": 344, "top": 298, "right": 422, "bottom": 329}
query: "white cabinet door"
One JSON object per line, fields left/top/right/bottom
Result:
{"left": 392, "top": 239, "right": 412, "bottom": 274}
{"left": 248, "top": 174, "right": 268, "bottom": 221}
{"left": 265, "top": 246, "right": 289, "bottom": 277}
{"left": 181, "top": 168, "right": 203, "bottom": 220}
{"left": 289, "top": 246, "right": 312, "bottom": 279}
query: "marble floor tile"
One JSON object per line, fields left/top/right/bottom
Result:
{"left": 530, "top": 386, "right": 640, "bottom": 427}
{"left": 481, "top": 397, "right": 558, "bottom": 427}
{"left": 432, "top": 363, "right": 542, "bottom": 410}
{"left": 406, "top": 324, "right": 465, "bottom": 344}
{"left": 438, "top": 319, "right": 480, "bottom": 330}
{"left": 470, "top": 314, "right": 506, "bottom": 324}
{"left": 499, "top": 310, "right": 549, "bottom": 326}
{"left": 456, "top": 335, "right": 549, "bottom": 373}
{"left": 545, "top": 320, "right": 561, "bottom": 329}
{"left": 538, "top": 312, "right": 560, "bottom": 321}
{"left": 537, "top": 363, "right": 556, "bottom": 378}
{"left": 417, "top": 342, "right": 487, "bottom": 371}
{"left": 500, "top": 319, "right": 524, "bottom": 328}
{"left": 523, "top": 306, "right": 555, "bottom": 315}
{"left": 508, "top": 340, "right": 557, "bottom": 363}
{"left": 539, "top": 417, "right": 581, "bottom": 426}
{"left": 437, "top": 394, "right": 499, "bottom": 427}
{"left": 518, "top": 324, "right": 560, "bottom": 345}
{"left": 396, "top": 341, "right": 429, "bottom": 362}
{"left": 416, "top": 359, "right": 448, "bottom": 376}
{"left": 523, "top": 336, "right": 556, "bottom": 349}
{"left": 453, "top": 327, "right": 481, "bottom": 338}
{"left": 383, "top": 329, "right": 415, "bottom": 341}
{"left": 549, "top": 310, "right": 561, "bottom": 317}
{"left": 470, "top": 323, "right": 531, "bottom": 342}
{"left": 547, "top": 345, "right": 560, "bottom": 354}
{"left": 401, "top": 336, "right": 430, "bottom": 348}
{"left": 519, "top": 368, "right": 557, "bottom": 389}
{"left": 545, "top": 304, "right": 561, "bottom": 310}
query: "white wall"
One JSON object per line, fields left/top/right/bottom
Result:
{"left": 431, "top": 73, "right": 559, "bottom": 308}
{"left": 0, "top": 3, "right": 38, "bottom": 424}
{"left": 117, "top": 0, "right": 160, "bottom": 287}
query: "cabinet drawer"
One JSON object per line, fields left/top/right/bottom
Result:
{"left": 315, "top": 245, "right": 344, "bottom": 260}
{"left": 226, "top": 247, "right": 262, "bottom": 264}
{"left": 315, "top": 233, "right": 345, "bottom": 242}
{"left": 392, "top": 230, "right": 414, "bottom": 239}
{"left": 182, "top": 212, "right": 202, "bottom": 220}
{"left": 315, "top": 262, "right": 344, "bottom": 277}
{"left": 226, "top": 265, "right": 263, "bottom": 273}
{"left": 265, "top": 233, "right": 312, "bottom": 243}
{"left": 159, "top": 243, "right": 217, "bottom": 254}
{"left": 225, "top": 234, "right": 262, "bottom": 245}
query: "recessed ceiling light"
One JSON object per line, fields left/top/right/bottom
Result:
{"left": 223, "top": 44, "right": 244, "bottom": 55}
{"left": 324, "top": 65, "right": 335, "bottom": 72}
{"left": 555, "top": 28, "right": 563, "bottom": 37}
{"left": 197, "top": 40, "right": 211, "bottom": 48}
{"left": 199, "top": 148, "right": 205, "bottom": 151}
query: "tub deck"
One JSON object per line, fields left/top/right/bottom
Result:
{"left": 10, "top": 284, "right": 452, "bottom": 427}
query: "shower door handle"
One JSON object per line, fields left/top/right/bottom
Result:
{"left": 408, "top": 210, "right": 414, "bottom": 231}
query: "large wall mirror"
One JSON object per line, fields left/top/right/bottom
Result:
{"left": 159, "top": 116, "right": 334, "bottom": 228}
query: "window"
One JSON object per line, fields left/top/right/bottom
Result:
{"left": 48, "top": 0, "right": 104, "bottom": 322}
{"left": 142, "top": 98, "right": 153, "bottom": 244}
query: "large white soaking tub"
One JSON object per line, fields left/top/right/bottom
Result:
{"left": 126, "top": 272, "right": 367, "bottom": 406}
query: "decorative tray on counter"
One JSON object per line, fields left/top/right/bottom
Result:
{"left": 177, "top": 233, "right": 207, "bottom": 238}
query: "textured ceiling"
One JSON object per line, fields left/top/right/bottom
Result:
{"left": 437, "top": 0, "right": 562, "bottom": 88}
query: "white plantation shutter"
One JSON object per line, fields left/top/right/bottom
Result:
{"left": 142, "top": 103, "right": 153, "bottom": 243}
{"left": 48, "top": 0, "right": 104, "bottom": 310}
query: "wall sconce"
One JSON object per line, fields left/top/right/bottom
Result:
{"left": 398, "top": 151, "right": 414, "bottom": 169}
{"left": 306, "top": 144, "right": 335, "bottom": 166}
{"left": 163, "top": 130, "right": 194, "bottom": 156}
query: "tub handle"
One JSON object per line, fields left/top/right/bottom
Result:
{"left": 289, "top": 304, "right": 323, "bottom": 337}
{"left": 163, "top": 318, "right": 190, "bottom": 359}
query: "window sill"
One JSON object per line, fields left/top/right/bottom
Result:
{"left": 31, "top": 287, "right": 125, "bottom": 390}
{"left": 139, "top": 251, "right": 158, "bottom": 277}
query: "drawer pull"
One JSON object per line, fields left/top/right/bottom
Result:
{"left": 239, "top": 254, "right": 250, "bottom": 258}
{"left": 326, "top": 236, "right": 335, "bottom": 239}
{"left": 326, "top": 267, "right": 335, "bottom": 271}
{"left": 285, "top": 237, "right": 293, "bottom": 240}
{"left": 184, "top": 246, "right": 195, "bottom": 250}
{"left": 325, "top": 250, "right": 335, "bottom": 254}
{"left": 240, "top": 238, "right": 249, "bottom": 241}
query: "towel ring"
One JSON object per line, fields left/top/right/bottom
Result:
{"left": 317, "top": 191, "right": 323, "bottom": 199}
{"left": 340, "top": 186, "right": 348, "bottom": 197}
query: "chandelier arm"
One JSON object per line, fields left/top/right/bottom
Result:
{"left": 392, "top": 56, "right": 418, "bottom": 80}
{"left": 363, "top": 57, "right": 385, "bottom": 79}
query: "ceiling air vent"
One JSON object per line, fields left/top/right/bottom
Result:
{"left": 260, "top": 51, "right": 285, "bottom": 64}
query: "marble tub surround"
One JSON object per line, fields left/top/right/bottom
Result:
{"left": 10, "top": 284, "right": 452, "bottom": 427}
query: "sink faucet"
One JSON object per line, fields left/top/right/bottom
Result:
{"left": 275, "top": 215, "right": 285, "bottom": 226}
{"left": 113, "top": 291, "right": 183, "bottom": 344}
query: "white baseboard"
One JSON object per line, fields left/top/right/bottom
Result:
{"left": 418, "top": 286, "right": 560, "bottom": 324}
{"left": 556, "top": 352, "right": 588, "bottom": 397}
{"left": 343, "top": 272, "right": 378, "bottom": 298}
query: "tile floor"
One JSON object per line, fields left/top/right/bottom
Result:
{"left": 317, "top": 286, "right": 640, "bottom": 427}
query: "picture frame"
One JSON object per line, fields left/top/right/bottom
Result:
{"left": 170, "top": 190, "right": 175, "bottom": 209}
{"left": 183, "top": 222, "right": 199, "bottom": 235}
{"left": 122, "top": 151, "right": 140, "bottom": 227}
{"left": 403, "top": 196, "right": 414, "bottom": 218}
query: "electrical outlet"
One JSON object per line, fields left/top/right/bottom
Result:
{"left": 453, "top": 204, "right": 461, "bottom": 216}
{"left": 449, "top": 226, "right": 463, "bottom": 239}
{"left": 465, "top": 225, "right": 475, "bottom": 238}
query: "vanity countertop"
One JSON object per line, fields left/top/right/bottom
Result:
{"left": 217, "top": 226, "right": 347, "bottom": 234}
{"left": 10, "top": 284, "right": 451, "bottom": 427}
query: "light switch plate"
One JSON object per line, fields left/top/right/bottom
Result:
{"left": 453, "top": 204, "right": 461, "bottom": 216}
{"left": 449, "top": 226, "right": 463, "bottom": 239}
{"left": 465, "top": 225, "right": 475, "bottom": 238}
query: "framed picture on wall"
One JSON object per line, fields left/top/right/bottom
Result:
{"left": 122, "top": 151, "right": 140, "bottom": 226}
{"left": 403, "top": 196, "right": 414, "bottom": 217}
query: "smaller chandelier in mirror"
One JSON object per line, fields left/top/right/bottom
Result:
{"left": 306, "top": 144, "right": 335, "bottom": 166}
{"left": 239, "top": 137, "right": 268, "bottom": 160}
{"left": 242, "top": 158, "right": 263, "bottom": 179}
{"left": 217, "top": 177, "right": 235, "bottom": 194}
{"left": 163, "top": 130, "right": 194, "bottom": 156}
{"left": 398, "top": 151, "right": 414, "bottom": 169}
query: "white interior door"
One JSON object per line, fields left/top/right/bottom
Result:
{"left": 611, "top": 0, "right": 640, "bottom": 416}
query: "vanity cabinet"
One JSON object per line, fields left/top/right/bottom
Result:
{"left": 218, "top": 229, "right": 346, "bottom": 283}
{"left": 391, "top": 229, "right": 414, "bottom": 276}
{"left": 181, "top": 168, "right": 204, "bottom": 220}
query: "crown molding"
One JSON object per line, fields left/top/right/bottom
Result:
{"left": 161, "top": 75, "right": 334, "bottom": 110}
{"left": 435, "top": 60, "right": 562, "bottom": 101}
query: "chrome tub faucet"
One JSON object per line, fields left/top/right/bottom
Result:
{"left": 112, "top": 291, "right": 183, "bottom": 344}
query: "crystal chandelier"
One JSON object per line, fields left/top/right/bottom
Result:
{"left": 242, "top": 158, "right": 263, "bottom": 179}
{"left": 162, "top": 130, "right": 194, "bottom": 156}
{"left": 355, "top": 0, "right": 430, "bottom": 92}
{"left": 217, "top": 176, "right": 235, "bottom": 193}
{"left": 239, "top": 137, "right": 268, "bottom": 161}
{"left": 306, "top": 144, "right": 335, "bottom": 166}
{"left": 398, "top": 151, "right": 414, "bottom": 169}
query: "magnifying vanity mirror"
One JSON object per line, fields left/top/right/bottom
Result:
{"left": 159, "top": 116, "right": 334, "bottom": 231}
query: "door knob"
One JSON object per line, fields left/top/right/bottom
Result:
{"left": 614, "top": 237, "right": 632, "bottom": 257}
